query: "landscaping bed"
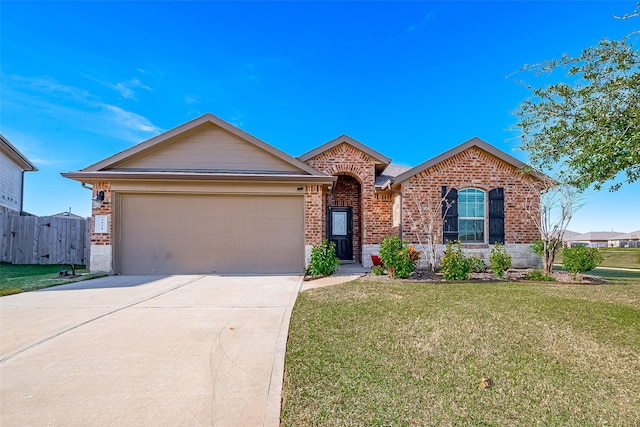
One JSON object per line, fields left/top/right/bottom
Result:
{"left": 366, "top": 268, "right": 606, "bottom": 285}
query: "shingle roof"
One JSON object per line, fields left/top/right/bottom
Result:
{"left": 375, "top": 164, "right": 412, "bottom": 187}
{"left": 612, "top": 230, "right": 640, "bottom": 240}
{"left": 570, "top": 231, "right": 624, "bottom": 241}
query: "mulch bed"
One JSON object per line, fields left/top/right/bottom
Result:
{"left": 364, "top": 268, "right": 605, "bottom": 285}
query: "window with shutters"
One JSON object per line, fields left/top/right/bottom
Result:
{"left": 442, "top": 186, "right": 504, "bottom": 245}
{"left": 458, "top": 188, "right": 485, "bottom": 243}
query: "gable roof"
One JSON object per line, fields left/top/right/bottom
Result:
{"left": 63, "top": 113, "right": 337, "bottom": 183}
{"left": 0, "top": 134, "right": 38, "bottom": 171}
{"left": 81, "top": 113, "right": 323, "bottom": 176}
{"left": 392, "top": 137, "right": 531, "bottom": 184}
{"left": 297, "top": 135, "right": 391, "bottom": 165}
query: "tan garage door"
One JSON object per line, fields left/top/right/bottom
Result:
{"left": 116, "top": 194, "right": 304, "bottom": 274}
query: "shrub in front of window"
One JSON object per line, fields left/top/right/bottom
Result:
{"left": 379, "top": 236, "right": 417, "bottom": 279}
{"left": 562, "top": 245, "right": 603, "bottom": 280}
{"left": 440, "top": 240, "right": 471, "bottom": 280}
{"left": 469, "top": 256, "right": 488, "bottom": 273}
{"left": 489, "top": 243, "right": 512, "bottom": 280}
{"left": 306, "top": 239, "right": 340, "bottom": 277}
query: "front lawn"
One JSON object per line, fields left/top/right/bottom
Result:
{"left": 0, "top": 263, "right": 106, "bottom": 296}
{"left": 282, "top": 277, "right": 640, "bottom": 426}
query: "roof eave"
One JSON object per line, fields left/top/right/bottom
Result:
{"left": 61, "top": 171, "right": 337, "bottom": 184}
{"left": 0, "top": 134, "right": 38, "bottom": 171}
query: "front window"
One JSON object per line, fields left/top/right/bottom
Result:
{"left": 458, "top": 189, "right": 485, "bottom": 243}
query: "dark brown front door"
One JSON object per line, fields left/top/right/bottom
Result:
{"left": 328, "top": 207, "right": 353, "bottom": 261}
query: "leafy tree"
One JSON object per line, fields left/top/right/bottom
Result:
{"left": 513, "top": 7, "right": 640, "bottom": 191}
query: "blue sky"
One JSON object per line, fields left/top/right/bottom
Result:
{"left": 1, "top": 1, "right": 638, "bottom": 233}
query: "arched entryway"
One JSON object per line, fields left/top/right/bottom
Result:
{"left": 326, "top": 174, "right": 362, "bottom": 262}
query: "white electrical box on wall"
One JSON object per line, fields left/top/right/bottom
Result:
{"left": 94, "top": 215, "right": 108, "bottom": 233}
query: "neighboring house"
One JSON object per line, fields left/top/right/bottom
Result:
{"left": 609, "top": 230, "right": 640, "bottom": 248}
{"left": 50, "top": 211, "right": 87, "bottom": 220}
{"left": 62, "top": 113, "right": 543, "bottom": 274}
{"left": 561, "top": 230, "right": 581, "bottom": 245}
{"left": 568, "top": 231, "right": 623, "bottom": 248}
{"left": 0, "top": 134, "right": 38, "bottom": 216}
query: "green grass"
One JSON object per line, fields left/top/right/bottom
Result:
{"left": 0, "top": 263, "right": 106, "bottom": 296}
{"left": 282, "top": 276, "right": 640, "bottom": 426}
{"left": 555, "top": 247, "right": 640, "bottom": 270}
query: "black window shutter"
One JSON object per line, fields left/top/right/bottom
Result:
{"left": 488, "top": 187, "right": 505, "bottom": 244}
{"left": 442, "top": 186, "right": 458, "bottom": 243}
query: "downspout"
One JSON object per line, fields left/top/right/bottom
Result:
{"left": 383, "top": 180, "right": 403, "bottom": 241}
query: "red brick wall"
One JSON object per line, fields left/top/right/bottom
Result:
{"left": 327, "top": 175, "right": 361, "bottom": 261}
{"left": 401, "top": 147, "right": 540, "bottom": 244}
{"left": 91, "top": 181, "right": 112, "bottom": 245}
{"left": 304, "top": 143, "right": 393, "bottom": 249}
{"left": 304, "top": 184, "right": 323, "bottom": 245}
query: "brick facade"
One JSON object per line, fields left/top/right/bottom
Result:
{"left": 91, "top": 181, "right": 113, "bottom": 245}
{"left": 401, "top": 147, "right": 540, "bottom": 245}
{"left": 303, "top": 142, "right": 392, "bottom": 262}
{"left": 327, "top": 175, "right": 361, "bottom": 261}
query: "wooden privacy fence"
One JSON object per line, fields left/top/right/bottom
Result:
{"left": 0, "top": 215, "right": 90, "bottom": 266}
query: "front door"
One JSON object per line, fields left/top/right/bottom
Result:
{"left": 328, "top": 207, "right": 353, "bottom": 261}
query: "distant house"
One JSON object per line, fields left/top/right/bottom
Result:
{"left": 610, "top": 230, "right": 640, "bottom": 248}
{"left": 561, "top": 230, "right": 581, "bottom": 247}
{"left": 0, "top": 134, "right": 37, "bottom": 216}
{"left": 50, "top": 211, "right": 87, "bottom": 220}
{"left": 567, "top": 231, "right": 623, "bottom": 248}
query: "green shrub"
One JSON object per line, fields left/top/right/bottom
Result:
{"left": 469, "top": 256, "right": 487, "bottom": 273}
{"left": 371, "top": 265, "right": 385, "bottom": 275}
{"left": 440, "top": 240, "right": 471, "bottom": 280}
{"left": 562, "top": 245, "right": 603, "bottom": 280}
{"left": 306, "top": 239, "right": 340, "bottom": 276}
{"left": 490, "top": 243, "right": 512, "bottom": 280}
{"left": 379, "top": 236, "right": 417, "bottom": 279}
{"left": 530, "top": 238, "right": 563, "bottom": 256}
{"left": 524, "top": 270, "right": 557, "bottom": 281}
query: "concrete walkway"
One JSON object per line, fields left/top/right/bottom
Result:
{"left": 0, "top": 274, "right": 301, "bottom": 426}
{"left": 301, "top": 263, "right": 369, "bottom": 291}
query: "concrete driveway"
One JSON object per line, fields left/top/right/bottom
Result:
{"left": 0, "top": 274, "right": 302, "bottom": 426}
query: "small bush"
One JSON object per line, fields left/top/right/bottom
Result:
{"left": 562, "top": 245, "right": 603, "bottom": 280}
{"left": 379, "top": 236, "right": 418, "bottom": 279}
{"left": 306, "top": 239, "right": 340, "bottom": 276}
{"left": 469, "top": 256, "right": 487, "bottom": 273}
{"left": 490, "top": 243, "right": 512, "bottom": 280}
{"left": 371, "top": 265, "right": 385, "bottom": 275}
{"left": 524, "top": 270, "right": 557, "bottom": 282}
{"left": 440, "top": 240, "right": 470, "bottom": 280}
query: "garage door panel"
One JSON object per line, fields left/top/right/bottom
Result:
{"left": 117, "top": 194, "right": 303, "bottom": 274}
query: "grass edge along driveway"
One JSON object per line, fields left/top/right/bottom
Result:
{"left": 282, "top": 276, "right": 640, "bottom": 426}
{"left": 0, "top": 263, "right": 106, "bottom": 296}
